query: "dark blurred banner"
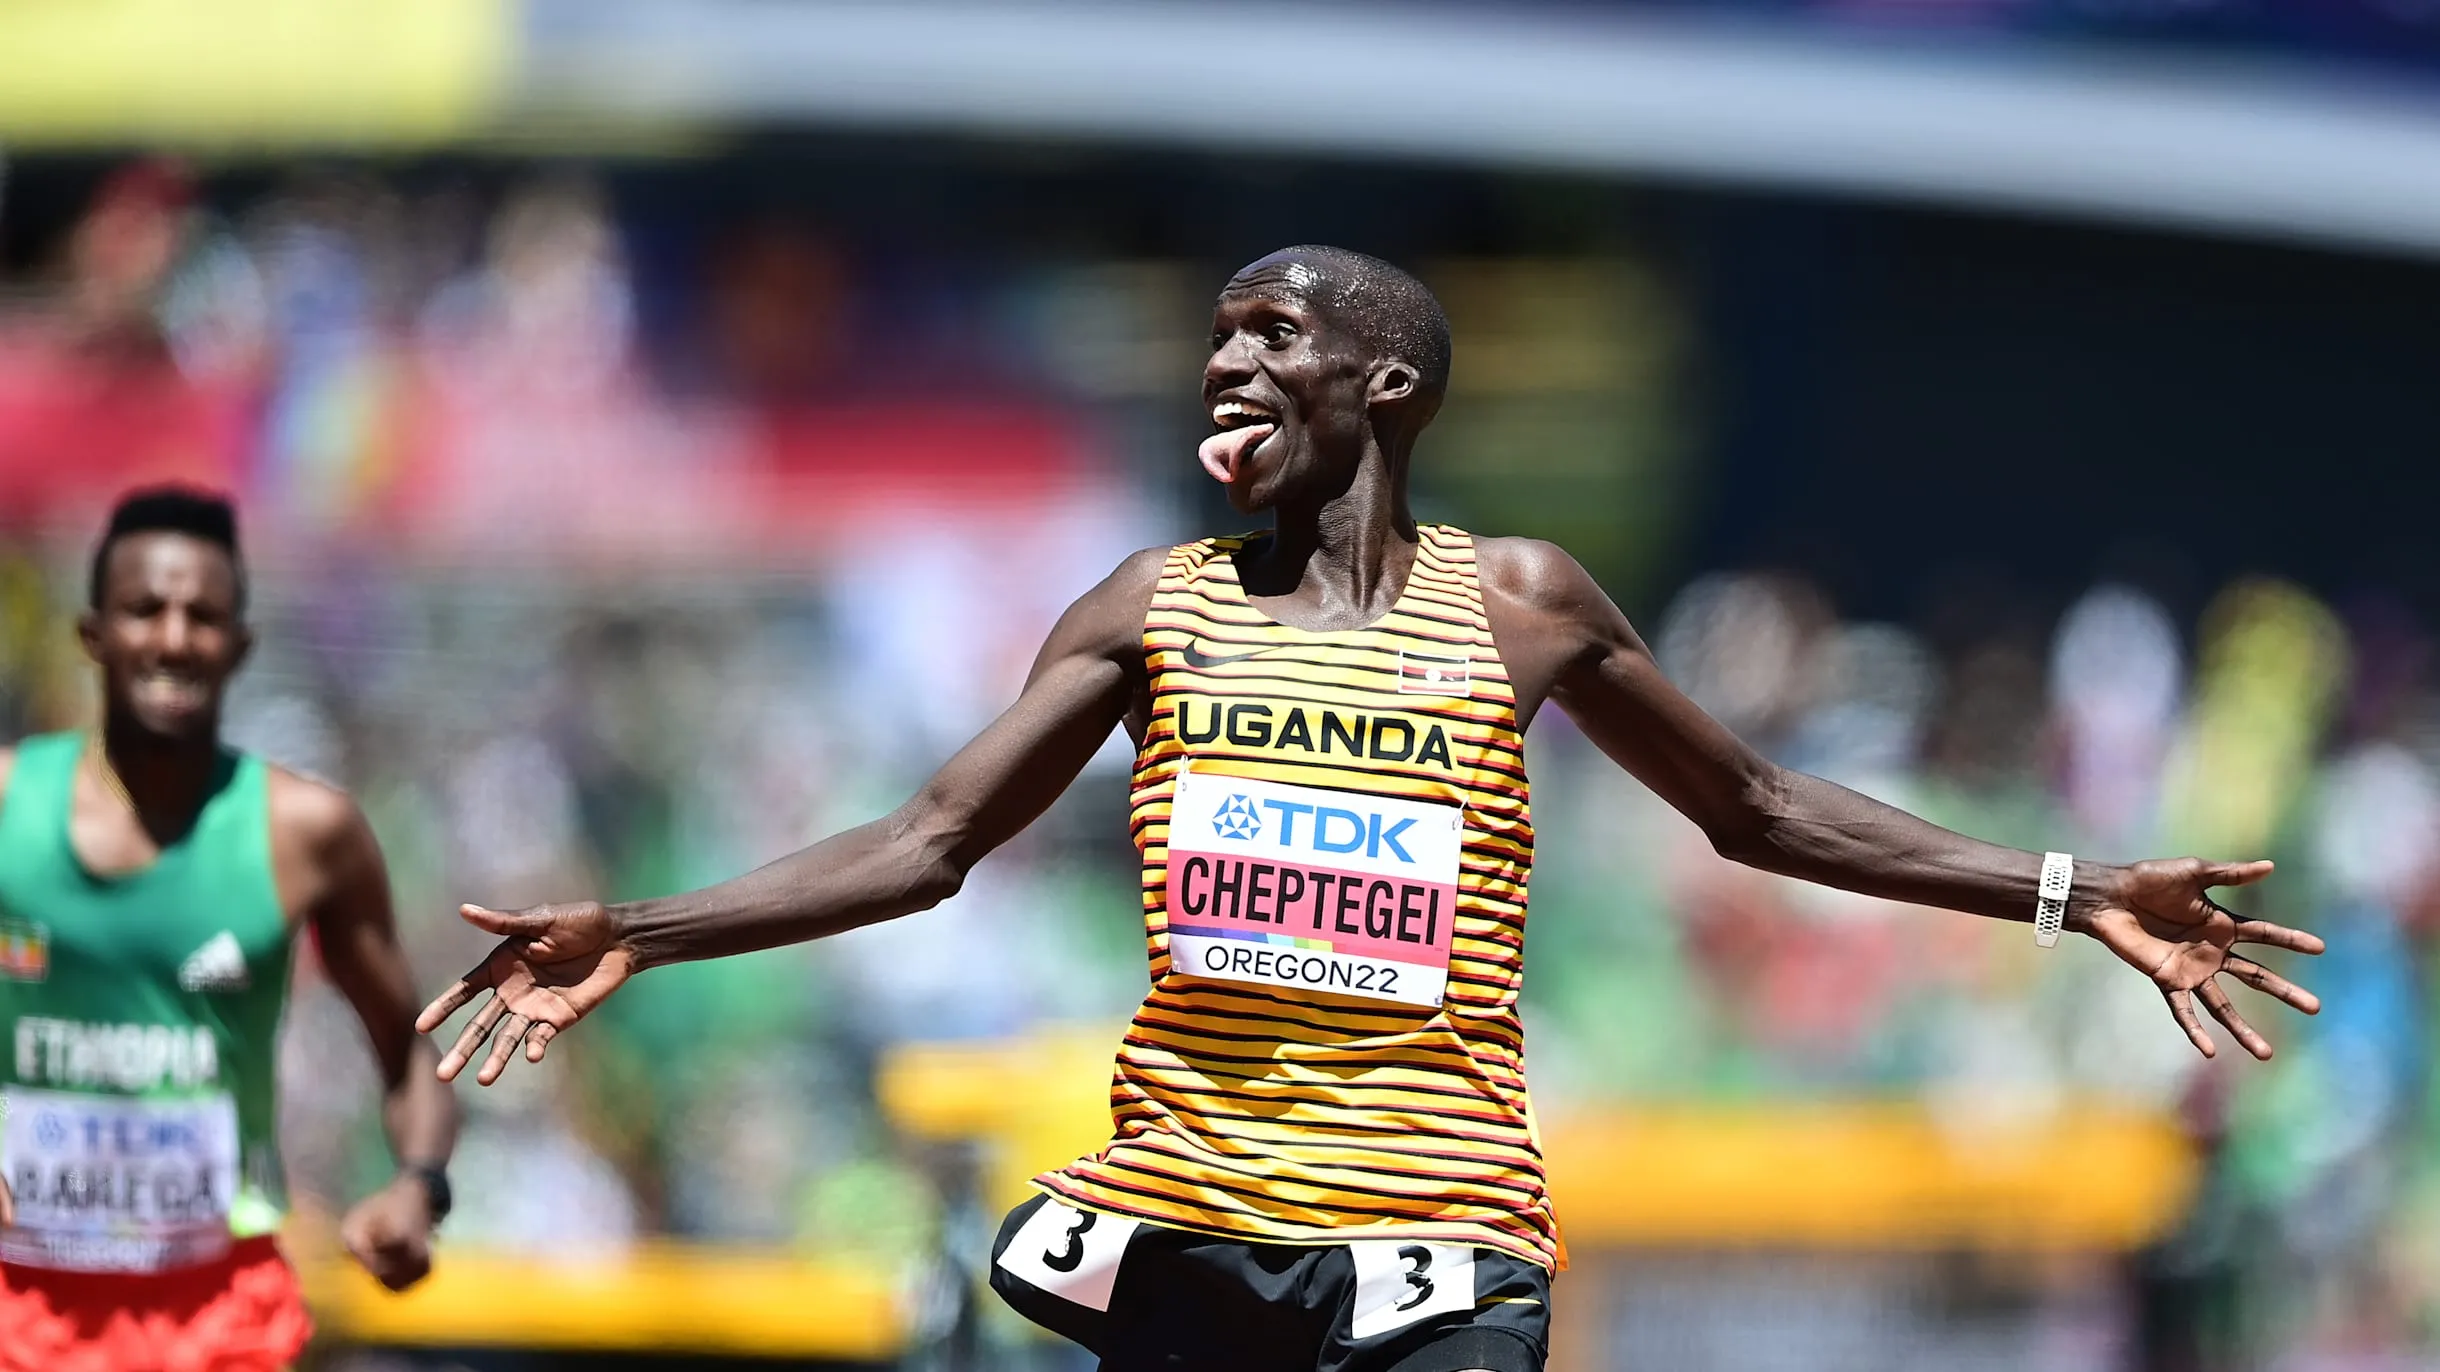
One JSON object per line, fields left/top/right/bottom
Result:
{"left": 1597, "top": 0, "right": 2440, "bottom": 69}
{"left": 16, "top": 0, "right": 2440, "bottom": 256}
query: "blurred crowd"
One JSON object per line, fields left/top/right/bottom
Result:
{"left": 0, "top": 156, "right": 1178, "bottom": 1309}
{"left": 3, "top": 161, "right": 2438, "bottom": 1369}
{"left": 1529, "top": 569, "right": 2438, "bottom": 1365}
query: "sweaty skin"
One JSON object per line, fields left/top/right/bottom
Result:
{"left": 0, "top": 531, "right": 458, "bottom": 1290}
{"left": 421, "top": 247, "right": 2321, "bottom": 1089}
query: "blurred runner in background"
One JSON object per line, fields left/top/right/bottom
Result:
{"left": 0, "top": 487, "right": 459, "bottom": 1372}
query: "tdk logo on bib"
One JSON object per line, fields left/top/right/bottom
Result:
{"left": 1212, "top": 795, "right": 1263, "bottom": 841}
{"left": 1212, "top": 795, "right": 1417, "bottom": 865}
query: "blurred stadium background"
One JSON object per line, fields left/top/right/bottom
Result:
{"left": 4, "top": 2, "right": 2438, "bottom": 1369}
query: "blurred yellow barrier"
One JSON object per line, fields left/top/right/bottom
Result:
{"left": 880, "top": 1026, "right": 1129, "bottom": 1214}
{"left": 1542, "top": 1103, "right": 2196, "bottom": 1251}
{"left": 297, "top": 1242, "right": 903, "bottom": 1358}
{"left": 0, "top": 0, "right": 510, "bottom": 147}
{"left": 289, "top": 1037, "right": 2196, "bottom": 1355}
{"left": 880, "top": 1030, "right": 2200, "bottom": 1252}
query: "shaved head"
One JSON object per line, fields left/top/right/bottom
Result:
{"left": 1225, "top": 246, "right": 1451, "bottom": 415}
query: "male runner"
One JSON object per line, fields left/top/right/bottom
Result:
{"left": 0, "top": 488, "right": 459, "bottom": 1371}
{"left": 419, "top": 246, "right": 2322, "bottom": 1372}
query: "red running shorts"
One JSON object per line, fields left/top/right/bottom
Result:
{"left": 0, "top": 1236, "right": 313, "bottom": 1372}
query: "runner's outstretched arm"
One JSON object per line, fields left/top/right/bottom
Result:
{"left": 417, "top": 548, "right": 1166, "bottom": 1085}
{"left": 290, "top": 779, "right": 461, "bottom": 1289}
{"left": 1479, "top": 539, "right": 2322, "bottom": 1060}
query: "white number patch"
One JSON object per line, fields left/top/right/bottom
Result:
{"left": 996, "top": 1201, "right": 1141, "bottom": 1312}
{"left": 1348, "top": 1239, "right": 1476, "bottom": 1339}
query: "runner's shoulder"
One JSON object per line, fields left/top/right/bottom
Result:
{"left": 1470, "top": 536, "right": 1606, "bottom": 620}
{"left": 1059, "top": 545, "right": 1175, "bottom": 659}
{"left": 1471, "top": 537, "right": 1642, "bottom": 677}
{"left": 262, "top": 763, "right": 376, "bottom": 868}
{"left": 1105, "top": 543, "right": 1175, "bottom": 593}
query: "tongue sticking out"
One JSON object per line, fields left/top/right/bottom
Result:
{"left": 1197, "top": 424, "right": 1276, "bottom": 484}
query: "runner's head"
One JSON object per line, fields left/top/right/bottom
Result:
{"left": 79, "top": 486, "right": 252, "bottom": 743}
{"left": 1200, "top": 246, "right": 1449, "bottom": 512}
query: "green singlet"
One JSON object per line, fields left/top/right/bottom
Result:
{"left": 0, "top": 731, "right": 293, "bottom": 1273}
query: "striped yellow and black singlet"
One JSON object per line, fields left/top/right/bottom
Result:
{"left": 1038, "top": 523, "right": 1559, "bottom": 1269}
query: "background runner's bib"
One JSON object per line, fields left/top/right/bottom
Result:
{"left": 1166, "top": 769, "right": 1461, "bottom": 1008}
{"left": 0, "top": 734, "right": 294, "bottom": 1274}
{"left": 1, "top": 1085, "right": 240, "bottom": 1272}
{"left": 1040, "top": 525, "right": 1562, "bottom": 1272}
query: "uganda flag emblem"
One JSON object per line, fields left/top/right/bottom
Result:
{"left": 1396, "top": 650, "right": 1471, "bottom": 698}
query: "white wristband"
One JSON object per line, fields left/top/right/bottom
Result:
{"left": 2034, "top": 851, "right": 2073, "bottom": 948}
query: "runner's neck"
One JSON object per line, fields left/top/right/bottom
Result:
{"left": 1248, "top": 460, "right": 1418, "bottom": 628}
{"left": 96, "top": 714, "right": 221, "bottom": 841}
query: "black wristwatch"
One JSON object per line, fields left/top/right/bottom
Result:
{"left": 403, "top": 1163, "right": 453, "bottom": 1226}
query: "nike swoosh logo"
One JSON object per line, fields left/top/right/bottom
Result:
{"left": 1176, "top": 641, "right": 1293, "bottom": 670}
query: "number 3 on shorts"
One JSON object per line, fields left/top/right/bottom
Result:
{"left": 1347, "top": 1239, "right": 1476, "bottom": 1339}
{"left": 995, "top": 1201, "right": 1142, "bottom": 1312}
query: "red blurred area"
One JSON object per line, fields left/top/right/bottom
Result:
{"left": 0, "top": 340, "right": 247, "bottom": 512}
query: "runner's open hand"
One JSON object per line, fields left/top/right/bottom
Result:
{"left": 416, "top": 902, "right": 634, "bottom": 1085}
{"left": 2080, "top": 859, "right": 2322, "bottom": 1059}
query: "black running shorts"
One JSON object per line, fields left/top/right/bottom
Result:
{"left": 989, "top": 1194, "right": 1550, "bottom": 1372}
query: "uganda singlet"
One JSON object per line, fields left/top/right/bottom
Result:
{"left": 0, "top": 732, "right": 294, "bottom": 1275}
{"left": 1040, "top": 525, "right": 1559, "bottom": 1270}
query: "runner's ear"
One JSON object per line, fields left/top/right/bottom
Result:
{"left": 1367, "top": 362, "right": 1418, "bottom": 406}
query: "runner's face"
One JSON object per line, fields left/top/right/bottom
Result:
{"left": 80, "top": 533, "right": 250, "bottom": 742}
{"left": 1201, "top": 275, "right": 1376, "bottom": 514}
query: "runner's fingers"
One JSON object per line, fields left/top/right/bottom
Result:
{"left": 415, "top": 976, "right": 482, "bottom": 1034}
{"left": 2164, "top": 988, "right": 2215, "bottom": 1058}
{"left": 2224, "top": 956, "right": 2319, "bottom": 1014}
{"left": 441, "top": 994, "right": 508, "bottom": 1078}
{"left": 2203, "top": 859, "right": 2275, "bottom": 888}
{"left": 476, "top": 1014, "right": 531, "bottom": 1086}
{"left": 2198, "top": 980, "right": 2271, "bottom": 1060}
{"left": 2235, "top": 919, "right": 2326, "bottom": 956}
{"left": 525, "top": 1021, "right": 556, "bottom": 1062}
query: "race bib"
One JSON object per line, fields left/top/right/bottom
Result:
{"left": 1, "top": 1085, "right": 239, "bottom": 1273}
{"left": 1165, "top": 769, "right": 1463, "bottom": 1008}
